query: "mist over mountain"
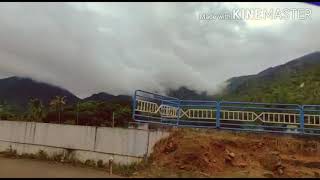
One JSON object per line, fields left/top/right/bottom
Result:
{"left": 165, "top": 51, "right": 320, "bottom": 103}
{"left": 0, "top": 51, "right": 320, "bottom": 112}
{"left": 166, "top": 86, "right": 215, "bottom": 101}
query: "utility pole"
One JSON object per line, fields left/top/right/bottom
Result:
{"left": 109, "top": 157, "right": 113, "bottom": 175}
{"left": 76, "top": 101, "right": 79, "bottom": 125}
{"left": 58, "top": 106, "right": 61, "bottom": 124}
{"left": 0, "top": 104, "right": 3, "bottom": 121}
{"left": 112, "top": 112, "right": 115, "bottom": 128}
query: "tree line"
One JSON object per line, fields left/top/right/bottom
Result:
{"left": 0, "top": 96, "right": 132, "bottom": 127}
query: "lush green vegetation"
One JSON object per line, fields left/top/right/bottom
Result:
{"left": 220, "top": 64, "right": 320, "bottom": 105}
{"left": 0, "top": 102, "right": 17, "bottom": 120}
{"left": 0, "top": 96, "right": 132, "bottom": 127}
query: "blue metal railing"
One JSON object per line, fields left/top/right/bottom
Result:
{"left": 132, "top": 90, "right": 320, "bottom": 136}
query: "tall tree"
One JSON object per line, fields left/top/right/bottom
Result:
{"left": 49, "top": 96, "right": 66, "bottom": 123}
{"left": 28, "top": 98, "right": 45, "bottom": 122}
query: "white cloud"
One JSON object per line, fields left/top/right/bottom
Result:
{"left": 0, "top": 2, "right": 319, "bottom": 98}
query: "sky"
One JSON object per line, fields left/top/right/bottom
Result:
{"left": 0, "top": 2, "right": 319, "bottom": 98}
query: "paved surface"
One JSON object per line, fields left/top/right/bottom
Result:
{"left": 0, "top": 156, "right": 121, "bottom": 178}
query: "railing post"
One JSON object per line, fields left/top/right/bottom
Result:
{"left": 299, "top": 105, "right": 304, "bottom": 134}
{"left": 160, "top": 100, "right": 163, "bottom": 124}
{"left": 216, "top": 101, "right": 221, "bottom": 128}
{"left": 176, "top": 100, "right": 181, "bottom": 126}
{"left": 132, "top": 91, "right": 137, "bottom": 121}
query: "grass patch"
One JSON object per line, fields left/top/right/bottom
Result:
{"left": 20, "top": 153, "right": 37, "bottom": 159}
{"left": 51, "top": 152, "right": 64, "bottom": 162}
{"left": 1, "top": 146, "right": 18, "bottom": 158}
{"left": 97, "top": 159, "right": 104, "bottom": 168}
{"left": 112, "top": 160, "right": 149, "bottom": 177}
{"left": 84, "top": 159, "right": 96, "bottom": 167}
{"left": 37, "top": 150, "right": 49, "bottom": 160}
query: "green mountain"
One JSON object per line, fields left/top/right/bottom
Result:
{"left": 0, "top": 76, "right": 80, "bottom": 112}
{"left": 0, "top": 77, "right": 132, "bottom": 113}
{"left": 220, "top": 51, "right": 320, "bottom": 105}
{"left": 84, "top": 92, "right": 131, "bottom": 103}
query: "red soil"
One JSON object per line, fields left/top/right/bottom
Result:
{"left": 141, "top": 128, "right": 320, "bottom": 178}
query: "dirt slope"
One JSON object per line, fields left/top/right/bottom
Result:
{"left": 136, "top": 128, "right": 320, "bottom": 178}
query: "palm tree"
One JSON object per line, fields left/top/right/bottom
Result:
{"left": 28, "top": 98, "right": 45, "bottom": 122}
{"left": 50, "top": 96, "right": 66, "bottom": 123}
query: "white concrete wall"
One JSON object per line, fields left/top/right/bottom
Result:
{"left": 0, "top": 121, "right": 33, "bottom": 143}
{"left": 34, "top": 123, "right": 96, "bottom": 151}
{"left": 95, "top": 127, "right": 149, "bottom": 157}
{"left": 0, "top": 120, "right": 170, "bottom": 165}
{"left": 0, "top": 141, "right": 141, "bottom": 165}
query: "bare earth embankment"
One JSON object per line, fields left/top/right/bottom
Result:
{"left": 134, "top": 128, "right": 320, "bottom": 178}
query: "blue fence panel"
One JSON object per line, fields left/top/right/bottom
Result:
{"left": 132, "top": 90, "right": 320, "bottom": 136}
{"left": 301, "top": 105, "right": 320, "bottom": 135}
{"left": 178, "top": 100, "right": 218, "bottom": 128}
{"left": 133, "top": 90, "right": 180, "bottom": 125}
{"left": 218, "top": 101, "right": 302, "bottom": 134}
